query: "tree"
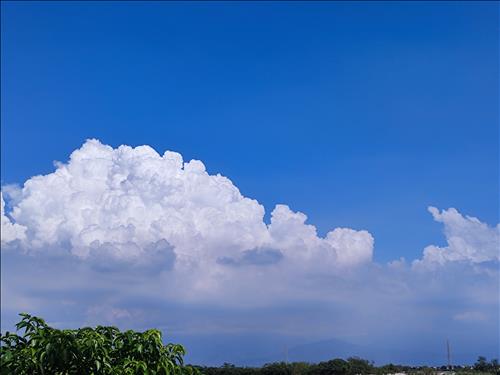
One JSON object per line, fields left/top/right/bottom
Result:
{"left": 314, "top": 359, "right": 350, "bottom": 375}
{"left": 261, "top": 362, "right": 292, "bottom": 375}
{"left": 346, "top": 357, "right": 372, "bottom": 375}
{"left": 492, "top": 359, "right": 500, "bottom": 375}
{"left": 475, "top": 356, "right": 489, "bottom": 372}
{"left": 0, "top": 313, "right": 200, "bottom": 375}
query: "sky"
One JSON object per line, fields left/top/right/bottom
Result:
{"left": 1, "top": 1, "right": 499, "bottom": 366}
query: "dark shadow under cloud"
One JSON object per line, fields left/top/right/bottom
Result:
{"left": 217, "top": 248, "right": 284, "bottom": 267}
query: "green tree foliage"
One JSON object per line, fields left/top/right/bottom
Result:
{"left": 474, "top": 356, "right": 500, "bottom": 375}
{"left": 315, "top": 358, "right": 350, "bottom": 375}
{"left": 0, "top": 313, "right": 200, "bottom": 375}
{"left": 346, "top": 357, "right": 373, "bottom": 375}
{"left": 261, "top": 362, "right": 292, "bottom": 375}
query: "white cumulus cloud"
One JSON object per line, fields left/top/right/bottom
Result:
{"left": 1, "top": 139, "right": 373, "bottom": 275}
{"left": 1, "top": 192, "right": 27, "bottom": 244}
{"left": 413, "top": 206, "right": 500, "bottom": 268}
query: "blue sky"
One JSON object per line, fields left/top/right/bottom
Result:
{"left": 2, "top": 1, "right": 498, "bottom": 262}
{"left": 1, "top": 1, "right": 499, "bottom": 365}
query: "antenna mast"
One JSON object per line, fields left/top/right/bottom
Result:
{"left": 447, "top": 339, "right": 451, "bottom": 369}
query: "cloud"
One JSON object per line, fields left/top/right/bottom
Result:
{"left": 413, "top": 207, "right": 500, "bottom": 268}
{"left": 1, "top": 139, "right": 498, "bottom": 364}
{"left": 217, "top": 248, "right": 284, "bottom": 267}
{"left": 86, "top": 238, "right": 177, "bottom": 273}
{"left": 1, "top": 139, "right": 373, "bottom": 275}
{"left": 1, "top": 192, "right": 27, "bottom": 244}
{"left": 267, "top": 205, "right": 374, "bottom": 268}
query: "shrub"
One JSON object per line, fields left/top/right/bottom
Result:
{"left": 0, "top": 313, "right": 200, "bottom": 375}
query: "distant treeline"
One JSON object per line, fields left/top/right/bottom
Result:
{"left": 194, "top": 356, "right": 500, "bottom": 375}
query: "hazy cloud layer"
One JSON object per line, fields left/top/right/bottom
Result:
{"left": 1, "top": 140, "right": 498, "bottom": 364}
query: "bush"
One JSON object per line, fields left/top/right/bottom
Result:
{"left": 0, "top": 313, "right": 200, "bottom": 375}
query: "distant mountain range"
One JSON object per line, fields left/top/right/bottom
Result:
{"left": 176, "top": 333, "right": 495, "bottom": 367}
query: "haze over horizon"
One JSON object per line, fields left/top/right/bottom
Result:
{"left": 1, "top": 1, "right": 499, "bottom": 366}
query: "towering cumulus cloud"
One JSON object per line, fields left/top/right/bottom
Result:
{"left": 1, "top": 140, "right": 498, "bottom": 364}
{"left": 1, "top": 139, "right": 373, "bottom": 272}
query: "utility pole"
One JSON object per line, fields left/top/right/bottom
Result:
{"left": 447, "top": 339, "right": 451, "bottom": 370}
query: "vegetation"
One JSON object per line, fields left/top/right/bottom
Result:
{"left": 0, "top": 313, "right": 200, "bottom": 374}
{"left": 474, "top": 357, "right": 499, "bottom": 374}
{"left": 197, "top": 356, "right": 500, "bottom": 375}
{"left": 1, "top": 313, "right": 498, "bottom": 375}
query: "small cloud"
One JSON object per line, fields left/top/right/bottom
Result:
{"left": 413, "top": 207, "right": 500, "bottom": 269}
